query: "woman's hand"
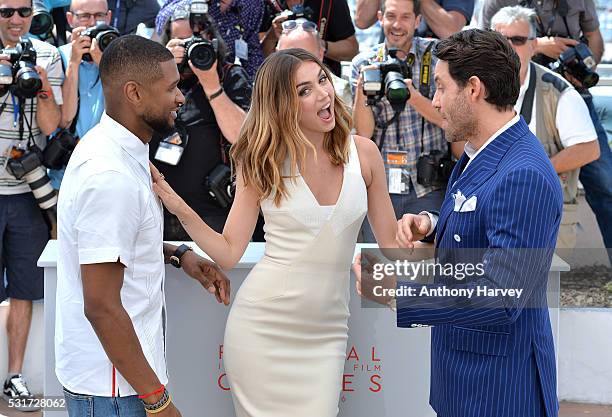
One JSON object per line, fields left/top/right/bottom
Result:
{"left": 150, "top": 162, "right": 186, "bottom": 215}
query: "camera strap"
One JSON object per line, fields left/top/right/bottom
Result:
{"left": 318, "top": 0, "right": 333, "bottom": 39}
{"left": 419, "top": 41, "right": 434, "bottom": 155}
{"left": 375, "top": 109, "right": 401, "bottom": 151}
{"left": 520, "top": 62, "right": 537, "bottom": 125}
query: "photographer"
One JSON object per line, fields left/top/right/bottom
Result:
{"left": 351, "top": 0, "right": 461, "bottom": 243}
{"left": 483, "top": 0, "right": 612, "bottom": 261}
{"left": 49, "top": 0, "right": 114, "bottom": 188}
{"left": 151, "top": 3, "right": 250, "bottom": 239}
{"left": 0, "top": 0, "right": 62, "bottom": 409}
{"left": 492, "top": 6, "right": 599, "bottom": 249}
{"left": 260, "top": 0, "right": 358, "bottom": 77}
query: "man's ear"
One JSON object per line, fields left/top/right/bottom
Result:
{"left": 124, "top": 81, "right": 143, "bottom": 106}
{"left": 467, "top": 75, "right": 485, "bottom": 102}
{"left": 66, "top": 11, "right": 74, "bottom": 28}
{"left": 415, "top": 14, "right": 421, "bottom": 28}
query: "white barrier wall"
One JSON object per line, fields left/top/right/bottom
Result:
{"left": 39, "top": 242, "right": 565, "bottom": 417}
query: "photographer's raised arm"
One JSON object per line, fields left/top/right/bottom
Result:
{"left": 152, "top": 164, "right": 260, "bottom": 270}
{"left": 352, "top": 73, "right": 375, "bottom": 138}
{"left": 404, "top": 79, "right": 444, "bottom": 128}
{"left": 191, "top": 61, "right": 246, "bottom": 144}
{"left": 35, "top": 66, "right": 61, "bottom": 135}
{"left": 584, "top": 29, "right": 604, "bottom": 65}
{"left": 60, "top": 27, "right": 90, "bottom": 129}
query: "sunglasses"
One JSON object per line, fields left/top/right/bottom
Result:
{"left": 504, "top": 35, "right": 535, "bottom": 46}
{"left": 281, "top": 20, "right": 317, "bottom": 33}
{"left": 0, "top": 7, "right": 33, "bottom": 18}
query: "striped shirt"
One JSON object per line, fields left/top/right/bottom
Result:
{"left": 350, "top": 39, "right": 447, "bottom": 197}
{"left": 0, "top": 38, "right": 63, "bottom": 195}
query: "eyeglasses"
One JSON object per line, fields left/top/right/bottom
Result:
{"left": 281, "top": 20, "right": 317, "bottom": 33}
{"left": 71, "top": 11, "right": 108, "bottom": 21}
{"left": 504, "top": 35, "right": 534, "bottom": 46}
{"left": 0, "top": 7, "right": 32, "bottom": 19}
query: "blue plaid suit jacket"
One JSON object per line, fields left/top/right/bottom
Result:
{"left": 397, "top": 117, "right": 563, "bottom": 417}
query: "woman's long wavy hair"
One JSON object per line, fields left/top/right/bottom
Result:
{"left": 230, "top": 48, "right": 352, "bottom": 206}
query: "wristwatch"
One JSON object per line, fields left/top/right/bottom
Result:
{"left": 169, "top": 244, "right": 193, "bottom": 268}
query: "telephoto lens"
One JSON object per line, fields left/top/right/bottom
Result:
{"left": 7, "top": 146, "right": 58, "bottom": 211}
{"left": 30, "top": 0, "right": 54, "bottom": 36}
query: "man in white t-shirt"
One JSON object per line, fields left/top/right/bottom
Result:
{"left": 492, "top": 5, "right": 600, "bottom": 249}
{"left": 56, "top": 35, "right": 230, "bottom": 417}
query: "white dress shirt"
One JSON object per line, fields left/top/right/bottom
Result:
{"left": 56, "top": 113, "right": 167, "bottom": 397}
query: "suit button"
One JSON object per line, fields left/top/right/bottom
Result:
{"left": 454, "top": 234, "right": 461, "bottom": 242}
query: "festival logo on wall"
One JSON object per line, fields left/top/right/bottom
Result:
{"left": 216, "top": 343, "right": 384, "bottom": 400}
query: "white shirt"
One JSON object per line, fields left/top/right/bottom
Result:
{"left": 56, "top": 113, "right": 167, "bottom": 397}
{"left": 515, "top": 64, "right": 596, "bottom": 148}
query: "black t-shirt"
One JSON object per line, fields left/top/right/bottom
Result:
{"left": 149, "top": 64, "right": 251, "bottom": 218}
{"left": 261, "top": 0, "right": 356, "bottom": 76}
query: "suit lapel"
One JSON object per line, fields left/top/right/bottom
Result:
{"left": 436, "top": 118, "right": 530, "bottom": 244}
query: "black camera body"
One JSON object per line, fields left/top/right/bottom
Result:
{"left": 81, "top": 23, "right": 120, "bottom": 62}
{"left": 0, "top": 39, "right": 43, "bottom": 99}
{"left": 7, "top": 144, "right": 58, "bottom": 211}
{"left": 362, "top": 48, "right": 412, "bottom": 108}
{"left": 416, "top": 149, "right": 455, "bottom": 188}
{"left": 550, "top": 42, "right": 599, "bottom": 88}
{"left": 43, "top": 129, "right": 79, "bottom": 169}
{"left": 205, "top": 164, "right": 234, "bottom": 209}
{"left": 282, "top": 4, "right": 315, "bottom": 22}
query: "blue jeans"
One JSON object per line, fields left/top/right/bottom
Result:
{"left": 361, "top": 185, "right": 446, "bottom": 243}
{"left": 578, "top": 93, "right": 612, "bottom": 261}
{"left": 64, "top": 388, "right": 146, "bottom": 417}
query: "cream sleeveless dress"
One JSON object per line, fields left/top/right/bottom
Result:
{"left": 223, "top": 136, "right": 368, "bottom": 417}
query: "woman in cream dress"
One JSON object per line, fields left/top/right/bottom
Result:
{"left": 152, "top": 49, "right": 398, "bottom": 417}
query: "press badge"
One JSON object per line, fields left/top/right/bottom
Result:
{"left": 154, "top": 132, "right": 184, "bottom": 166}
{"left": 385, "top": 150, "right": 410, "bottom": 194}
{"left": 235, "top": 38, "right": 248, "bottom": 61}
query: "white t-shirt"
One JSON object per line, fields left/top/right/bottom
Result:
{"left": 56, "top": 113, "right": 167, "bottom": 397}
{"left": 515, "top": 64, "right": 597, "bottom": 149}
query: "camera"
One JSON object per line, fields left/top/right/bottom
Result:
{"left": 205, "top": 164, "right": 234, "bottom": 208}
{"left": 81, "top": 22, "right": 120, "bottom": 62}
{"left": 550, "top": 42, "right": 599, "bottom": 89}
{"left": 43, "top": 129, "right": 78, "bottom": 169}
{"left": 30, "top": 0, "right": 54, "bottom": 37}
{"left": 181, "top": 36, "right": 218, "bottom": 71}
{"left": 362, "top": 48, "right": 412, "bottom": 109}
{"left": 281, "top": 4, "right": 315, "bottom": 22}
{"left": 416, "top": 149, "right": 455, "bottom": 187}
{"left": 0, "top": 39, "right": 43, "bottom": 99}
{"left": 7, "top": 145, "right": 58, "bottom": 211}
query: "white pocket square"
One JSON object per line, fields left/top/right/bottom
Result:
{"left": 452, "top": 190, "right": 466, "bottom": 212}
{"left": 457, "top": 195, "right": 477, "bottom": 212}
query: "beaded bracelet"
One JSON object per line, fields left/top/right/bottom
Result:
{"left": 141, "top": 387, "right": 172, "bottom": 414}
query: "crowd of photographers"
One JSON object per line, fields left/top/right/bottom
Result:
{"left": 0, "top": 0, "right": 610, "bottom": 408}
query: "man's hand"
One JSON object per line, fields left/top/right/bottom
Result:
{"left": 536, "top": 36, "right": 578, "bottom": 60}
{"left": 180, "top": 250, "right": 231, "bottom": 305}
{"left": 69, "top": 27, "right": 91, "bottom": 64}
{"left": 270, "top": 13, "right": 289, "bottom": 40}
{"left": 396, "top": 213, "right": 431, "bottom": 249}
{"left": 166, "top": 38, "right": 186, "bottom": 66}
{"left": 35, "top": 66, "right": 53, "bottom": 94}
{"left": 404, "top": 78, "right": 421, "bottom": 105}
{"left": 89, "top": 38, "right": 103, "bottom": 66}
{"left": 189, "top": 60, "right": 221, "bottom": 96}
{"left": 352, "top": 252, "right": 396, "bottom": 306}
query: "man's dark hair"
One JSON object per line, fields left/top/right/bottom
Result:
{"left": 434, "top": 29, "right": 520, "bottom": 111}
{"left": 381, "top": 0, "right": 420, "bottom": 16}
{"left": 100, "top": 35, "right": 175, "bottom": 90}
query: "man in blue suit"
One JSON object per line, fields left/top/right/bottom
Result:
{"left": 355, "top": 29, "right": 563, "bottom": 417}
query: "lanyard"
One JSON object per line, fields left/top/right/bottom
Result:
{"left": 11, "top": 93, "right": 18, "bottom": 129}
